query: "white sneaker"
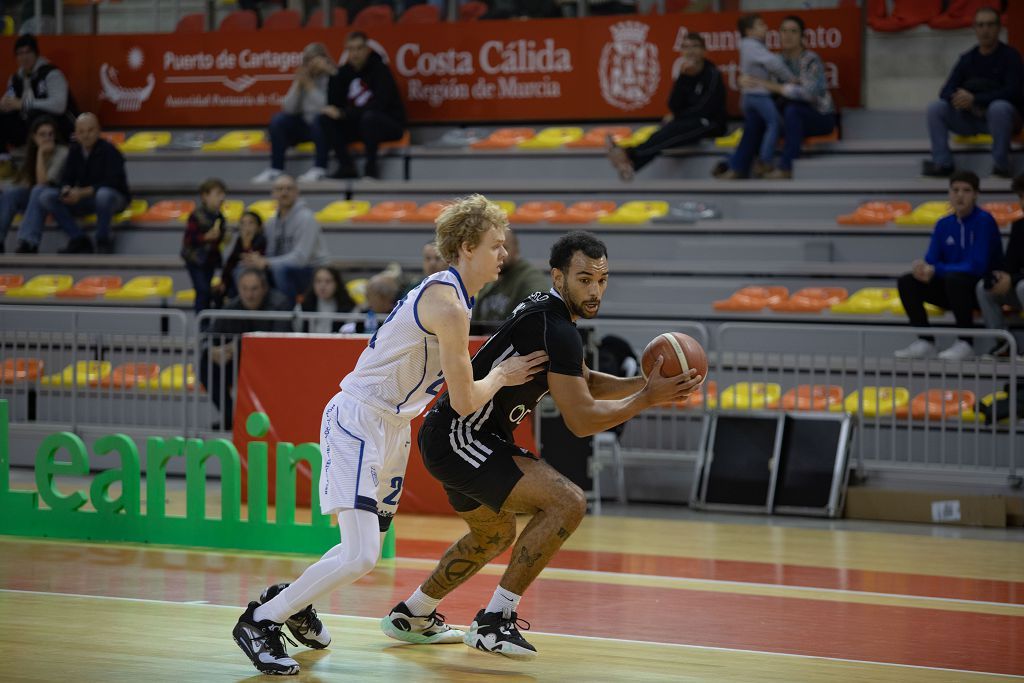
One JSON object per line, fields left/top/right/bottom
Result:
{"left": 894, "top": 339, "right": 936, "bottom": 359}
{"left": 937, "top": 340, "right": 974, "bottom": 361}
{"left": 251, "top": 168, "right": 283, "bottom": 184}
{"left": 297, "top": 166, "right": 327, "bottom": 183}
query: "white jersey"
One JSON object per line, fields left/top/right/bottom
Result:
{"left": 340, "top": 267, "right": 473, "bottom": 421}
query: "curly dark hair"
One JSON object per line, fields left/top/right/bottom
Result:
{"left": 549, "top": 231, "right": 608, "bottom": 273}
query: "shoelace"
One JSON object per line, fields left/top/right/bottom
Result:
{"left": 429, "top": 611, "right": 450, "bottom": 629}
{"left": 256, "top": 624, "right": 298, "bottom": 657}
{"left": 498, "top": 611, "right": 531, "bottom": 635}
{"left": 292, "top": 606, "right": 323, "bottom": 635}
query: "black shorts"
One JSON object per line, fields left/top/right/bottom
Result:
{"left": 419, "top": 413, "right": 538, "bottom": 513}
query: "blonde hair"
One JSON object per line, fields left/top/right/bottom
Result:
{"left": 434, "top": 194, "right": 509, "bottom": 263}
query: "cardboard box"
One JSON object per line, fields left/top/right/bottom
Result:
{"left": 845, "top": 488, "right": 1009, "bottom": 528}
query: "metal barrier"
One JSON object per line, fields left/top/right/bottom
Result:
{"left": 0, "top": 305, "right": 194, "bottom": 434}
{"left": 713, "top": 323, "right": 1019, "bottom": 484}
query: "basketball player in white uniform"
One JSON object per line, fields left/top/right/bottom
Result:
{"left": 232, "top": 195, "right": 548, "bottom": 676}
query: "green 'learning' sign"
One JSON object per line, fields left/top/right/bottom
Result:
{"left": 0, "top": 401, "right": 395, "bottom": 557}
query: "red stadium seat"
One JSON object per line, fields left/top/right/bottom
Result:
{"left": 981, "top": 202, "right": 1023, "bottom": 226}
{"left": 460, "top": 0, "right": 488, "bottom": 20}
{"left": 1, "top": 357, "right": 44, "bottom": 384}
{"left": 263, "top": 9, "right": 302, "bottom": 30}
{"left": 306, "top": 7, "right": 348, "bottom": 28}
{"left": 471, "top": 128, "right": 536, "bottom": 149}
{"left": 549, "top": 201, "right": 617, "bottom": 224}
{"left": 135, "top": 200, "right": 196, "bottom": 223}
{"left": 781, "top": 385, "right": 845, "bottom": 411}
{"left": 351, "top": 201, "right": 417, "bottom": 222}
{"left": 351, "top": 5, "right": 393, "bottom": 32}
{"left": 0, "top": 274, "right": 24, "bottom": 293}
{"left": 175, "top": 12, "right": 205, "bottom": 32}
{"left": 565, "top": 126, "right": 632, "bottom": 148}
{"left": 836, "top": 200, "right": 912, "bottom": 225}
{"left": 56, "top": 276, "right": 124, "bottom": 299}
{"left": 219, "top": 10, "right": 258, "bottom": 32}
{"left": 896, "top": 389, "right": 978, "bottom": 420}
{"left": 510, "top": 201, "right": 565, "bottom": 223}
{"left": 100, "top": 363, "right": 161, "bottom": 389}
{"left": 399, "top": 4, "right": 439, "bottom": 23}
{"left": 769, "top": 287, "right": 847, "bottom": 313}
{"left": 399, "top": 201, "right": 452, "bottom": 223}
{"left": 713, "top": 286, "right": 788, "bottom": 312}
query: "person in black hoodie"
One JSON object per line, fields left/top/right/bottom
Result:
{"left": 606, "top": 32, "right": 725, "bottom": 182}
{"left": 976, "top": 174, "right": 1024, "bottom": 357}
{"left": 324, "top": 31, "right": 406, "bottom": 179}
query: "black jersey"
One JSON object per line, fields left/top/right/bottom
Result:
{"left": 429, "top": 289, "right": 584, "bottom": 441}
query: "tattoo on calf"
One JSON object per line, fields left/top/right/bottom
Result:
{"left": 485, "top": 532, "right": 506, "bottom": 547}
{"left": 517, "top": 546, "right": 542, "bottom": 568}
{"left": 557, "top": 527, "right": 569, "bottom": 540}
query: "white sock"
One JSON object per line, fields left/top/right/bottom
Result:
{"left": 404, "top": 586, "right": 442, "bottom": 617}
{"left": 253, "top": 509, "right": 380, "bottom": 624}
{"left": 485, "top": 586, "right": 522, "bottom": 616}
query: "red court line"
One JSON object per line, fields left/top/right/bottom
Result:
{"left": 398, "top": 538, "right": 1024, "bottom": 605}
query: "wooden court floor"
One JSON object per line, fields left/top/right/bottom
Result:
{"left": 3, "top": 511, "right": 1023, "bottom": 681}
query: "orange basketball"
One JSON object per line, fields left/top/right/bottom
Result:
{"left": 641, "top": 332, "right": 708, "bottom": 382}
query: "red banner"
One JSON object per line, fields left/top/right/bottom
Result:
{"left": 0, "top": 8, "right": 860, "bottom": 127}
{"left": 233, "top": 334, "right": 536, "bottom": 515}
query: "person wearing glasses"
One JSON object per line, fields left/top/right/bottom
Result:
{"left": 923, "top": 6, "right": 1023, "bottom": 179}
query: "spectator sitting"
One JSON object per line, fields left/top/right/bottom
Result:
{"left": 325, "top": 31, "right": 406, "bottom": 179}
{"left": 340, "top": 272, "right": 399, "bottom": 333}
{"left": 895, "top": 170, "right": 1003, "bottom": 361}
{"left": 399, "top": 241, "right": 447, "bottom": 297}
{"left": 732, "top": 15, "right": 836, "bottom": 180}
{"left": 218, "top": 210, "right": 267, "bottom": 304}
{"left": 0, "top": 34, "right": 77, "bottom": 176}
{"left": 976, "top": 174, "right": 1024, "bottom": 357}
{"left": 607, "top": 32, "right": 725, "bottom": 182}
{"left": 17, "top": 113, "right": 129, "bottom": 254}
{"left": 471, "top": 229, "right": 549, "bottom": 333}
{"left": 252, "top": 43, "right": 338, "bottom": 185}
{"left": 1, "top": 115, "right": 67, "bottom": 254}
{"left": 296, "top": 266, "right": 358, "bottom": 333}
{"left": 200, "top": 267, "right": 292, "bottom": 430}
{"left": 714, "top": 14, "right": 795, "bottom": 179}
{"left": 181, "top": 178, "right": 227, "bottom": 314}
{"left": 241, "top": 174, "right": 331, "bottom": 304}
{"left": 923, "top": 6, "right": 1023, "bottom": 179}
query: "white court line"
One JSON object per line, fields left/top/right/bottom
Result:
{"left": 0, "top": 588, "right": 1018, "bottom": 679}
{"left": 394, "top": 556, "right": 1024, "bottom": 612}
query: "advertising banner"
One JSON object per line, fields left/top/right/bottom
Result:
{"left": 0, "top": 8, "right": 860, "bottom": 126}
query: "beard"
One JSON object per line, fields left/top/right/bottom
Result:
{"left": 562, "top": 288, "right": 600, "bottom": 319}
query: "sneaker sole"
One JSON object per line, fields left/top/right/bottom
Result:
{"left": 231, "top": 624, "right": 300, "bottom": 675}
{"left": 464, "top": 630, "right": 538, "bottom": 660}
{"left": 380, "top": 616, "right": 465, "bottom": 644}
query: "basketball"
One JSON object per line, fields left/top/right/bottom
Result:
{"left": 641, "top": 332, "right": 708, "bottom": 382}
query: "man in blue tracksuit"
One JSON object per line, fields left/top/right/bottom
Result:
{"left": 895, "top": 170, "right": 1003, "bottom": 361}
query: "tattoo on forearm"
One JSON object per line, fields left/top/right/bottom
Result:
{"left": 557, "top": 527, "right": 569, "bottom": 540}
{"left": 517, "top": 546, "right": 541, "bottom": 568}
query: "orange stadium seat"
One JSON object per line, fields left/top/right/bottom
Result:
{"left": 56, "top": 276, "right": 123, "bottom": 299}
{"left": 99, "top": 362, "right": 161, "bottom": 389}
{"left": 0, "top": 274, "right": 24, "bottom": 293}
{"left": 781, "top": 384, "right": 845, "bottom": 411}
{"left": 896, "top": 389, "right": 977, "bottom": 420}
{"left": 510, "top": 201, "right": 565, "bottom": 223}
{"left": 263, "top": 9, "right": 301, "bottom": 30}
{"left": 471, "top": 128, "right": 536, "bottom": 149}
{"left": 351, "top": 5, "right": 393, "bottom": 32}
{"left": 351, "top": 201, "right": 417, "bottom": 222}
{"left": 549, "top": 201, "right": 617, "bottom": 223}
{"left": 713, "top": 286, "right": 788, "bottom": 312}
{"left": 981, "top": 202, "right": 1023, "bottom": 226}
{"left": 135, "top": 200, "right": 196, "bottom": 223}
{"left": 219, "top": 10, "right": 258, "bottom": 32}
{"left": 565, "top": 126, "right": 632, "bottom": 148}
{"left": 175, "top": 12, "right": 205, "bottom": 32}
{"left": 836, "top": 201, "right": 912, "bottom": 225}
{"left": 399, "top": 4, "right": 439, "bottom": 23}
{"left": 399, "top": 201, "right": 452, "bottom": 223}
{"left": 770, "top": 287, "right": 847, "bottom": 313}
{"left": 1, "top": 358, "right": 44, "bottom": 384}
{"left": 306, "top": 8, "right": 347, "bottom": 28}
{"left": 460, "top": 0, "right": 488, "bottom": 20}
{"left": 100, "top": 131, "right": 126, "bottom": 146}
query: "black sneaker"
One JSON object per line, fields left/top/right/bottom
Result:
{"left": 464, "top": 608, "right": 537, "bottom": 660}
{"left": 259, "top": 582, "right": 331, "bottom": 649}
{"left": 95, "top": 237, "right": 114, "bottom": 254}
{"left": 15, "top": 240, "right": 38, "bottom": 254}
{"left": 232, "top": 601, "right": 300, "bottom": 675}
{"left": 921, "top": 160, "right": 954, "bottom": 177}
{"left": 58, "top": 236, "right": 93, "bottom": 254}
{"left": 380, "top": 601, "right": 465, "bottom": 644}
{"left": 984, "top": 339, "right": 1012, "bottom": 358}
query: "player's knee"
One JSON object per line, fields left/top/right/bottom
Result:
{"left": 347, "top": 548, "right": 378, "bottom": 578}
{"left": 558, "top": 483, "right": 587, "bottom": 529}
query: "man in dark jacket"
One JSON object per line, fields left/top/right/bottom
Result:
{"left": 471, "top": 230, "right": 550, "bottom": 333}
{"left": 200, "top": 267, "right": 292, "bottom": 430}
{"left": 18, "top": 112, "right": 128, "bottom": 253}
{"left": 0, "top": 34, "right": 76, "bottom": 162}
{"left": 924, "top": 6, "right": 1023, "bottom": 178}
{"left": 324, "top": 31, "right": 406, "bottom": 179}
{"left": 895, "top": 170, "right": 1003, "bottom": 361}
{"left": 977, "top": 174, "right": 1024, "bottom": 357}
{"left": 606, "top": 32, "right": 726, "bottom": 181}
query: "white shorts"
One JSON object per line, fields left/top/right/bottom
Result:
{"left": 318, "top": 391, "right": 412, "bottom": 530}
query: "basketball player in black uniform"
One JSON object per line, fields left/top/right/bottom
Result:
{"left": 380, "top": 231, "right": 702, "bottom": 658}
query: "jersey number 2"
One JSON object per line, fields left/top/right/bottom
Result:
{"left": 382, "top": 477, "right": 404, "bottom": 505}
